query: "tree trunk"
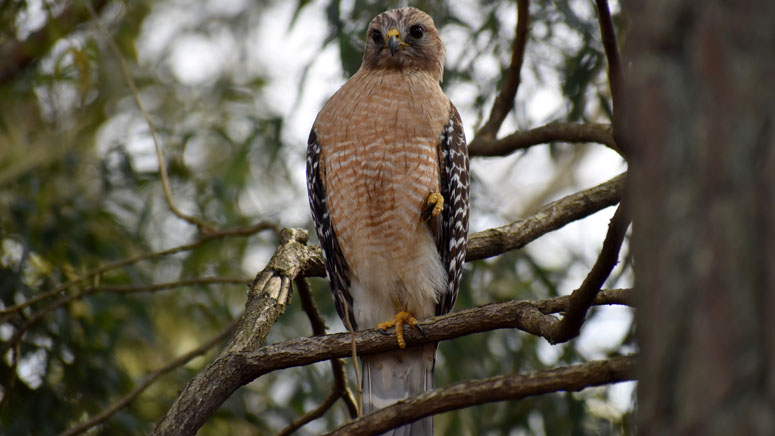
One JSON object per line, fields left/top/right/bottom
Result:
{"left": 623, "top": 1, "right": 775, "bottom": 434}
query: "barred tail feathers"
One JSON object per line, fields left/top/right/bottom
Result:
{"left": 361, "top": 344, "right": 436, "bottom": 435}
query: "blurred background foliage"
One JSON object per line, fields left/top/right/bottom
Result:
{"left": 0, "top": 0, "right": 631, "bottom": 435}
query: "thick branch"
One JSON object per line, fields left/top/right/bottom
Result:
{"left": 151, "top": 288, "right": 630, "bottom": 436}
{"left": 239, "top": 289, "right": 632, "bottom": 376}
{"left": 154, "top": 290, "right": 631, "bottom": 436}
{"left": 152, "top": 228, "right": 314, "bottom": 436}
{"left": 469, "top": 122, "right": 618, "bottom": 157}
{"left": 326, "top": 355, "right": 636, "bottom": 436}
{"left": 152, "top": 171, "right": 627, "bottom": 435}
{"left": 474, "top": 0, "right": 530, "bottom": 141}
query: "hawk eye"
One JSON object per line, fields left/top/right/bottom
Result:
{"left": 371, "top": 30, "right": 384, "bottom": 45}
{"left": 409, "top": 24, "right": 424, "bottom": 39}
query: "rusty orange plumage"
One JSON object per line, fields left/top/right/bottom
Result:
{"left": 306, "top": 7, "right": 469, "bottom": 435}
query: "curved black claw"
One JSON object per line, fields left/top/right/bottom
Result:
{"left": 413, "top": 323, "right": 426, "bottom": 337}
{"left": 378, "top": 328, "right": 392, "bottom": 336}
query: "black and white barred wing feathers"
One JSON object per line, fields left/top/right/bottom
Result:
{"left": 433, "top": 103, "right": 470, "bottom": 316}
{"left": 305, "top": 129, "right": 356, "bottom": 329}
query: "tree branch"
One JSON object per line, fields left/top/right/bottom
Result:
{"left": 0, "top": 221, "right": 276, "bottom": 320}
{"left": 473, "top": 0, "right": 530, "bottom": 141}
{"left": 152, "top": 228, "right": 315, "bottom": 436}
{"left": 466, "top": 172, "right": 625, "bottom": 261}
{"left": 59, "top": 316, "right": 240, "bottom": 436}
{"left": 85, "top": 0, "right": 214, "bottom": 233}
{"left": 594, "top": 0, "right": 628, "bottom": 157}
{"left": 552, "top": 203, "right": 630, "bottom": 339}
{"left": 533, "top": 203, "right": 631, "bottom": 344}
{"left": 325, "top": 355, "right": 636, "bottom": 436}
{"left": 151, "top": 288, "right": 632, "bottom": 436}
{"left": 468, "top": 122, "right": 619, "bottom": 157}
{"left": 0, "top": 221, "right": 276, "bottom": 368}
{"left": 242, "top": 289, "right": 633, "bottom": 374}
{"left": 293, "top": 278, "right": 358, "bottom": 421}
{"left": 151, "top": 171, "right": 627, "bottom": 435}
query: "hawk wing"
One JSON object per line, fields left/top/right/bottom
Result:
{"left": 433, "top": 103, "right": 470, "bottom": 316}
{"left": 306, "top": 129, "right": 357, "bottom": 329}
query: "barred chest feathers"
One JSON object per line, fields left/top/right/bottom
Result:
{"left": 313, "top": 68, "right": 450, "bottom": 328}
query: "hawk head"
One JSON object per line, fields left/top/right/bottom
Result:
{"left": 362, "top": 7, "right": 445, "bottom": 82}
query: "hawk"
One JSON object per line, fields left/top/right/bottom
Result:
{"left": 306, "top": 7, "right": 469, "bottom": 434}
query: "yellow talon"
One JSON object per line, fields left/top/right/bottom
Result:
{"left": 378, "top": 311, "right": 421, "bottom": 349}
{"left": 423, "top": 192, "right": 444, "bottom": 221}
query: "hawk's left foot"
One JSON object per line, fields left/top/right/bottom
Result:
{"left": 422, "top": 192, "right": 444, "bottom": 221}
{"left": 378, "top": 311, "right": 424, "bottom": 349}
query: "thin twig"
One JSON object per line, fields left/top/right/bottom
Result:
{"left": 0, "top": 221, "right": 276, "bottom": 320}
{"left": 594, "top": 0, "right": 628, "bottom": 157}
{"left": 541, "top": 203, "right": 631, "bottom": 344}
{"left": 296, "top": 278, "right": 328, "bottom": 336}
{"left": 295, "top": 280, "right": 358, "bottom": 416}
{"left": 84, "top": 0, "right": 213, "bottom": 232}
{"left": 332, "top": 357, "right": 359, "bottom": 418}
{"left": 0, "top": 343, "right": 20, "bottom": 412}
{"left": 0, "top": 275, "right": 254, "bottom": 358}
{"left": 59, "top": 315, "right": 241, "bottom": 436}
{"left": 95, "top": 276, "right": 252, "bottom": 295}
{"left": 276, "top": 389, "right": 341, "bottom": 436}
{"left": 474, "top": 0, "right": 530, "bottom": 141}
{"left": 291, "top": 278, "right": 358, "bottom": 428}
{"left": 324, "top": 355, "right": 636, "bottom": 436}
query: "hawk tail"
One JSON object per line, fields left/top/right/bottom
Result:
{"left": 362, "top": 344, "right": 436, "bottom": 435}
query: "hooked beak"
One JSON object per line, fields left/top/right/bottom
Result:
{"left": 386, "top": 28, "right": 402, "bottom": 56}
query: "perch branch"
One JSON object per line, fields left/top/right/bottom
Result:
{"left": 325, "top": 355, "right": 636, "bottom": 436}
{"left": 151, "top": 287, "right": 632, "bottom": 436}
{"left": 241, "top": 289, "right": 633, "bottom": 374}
